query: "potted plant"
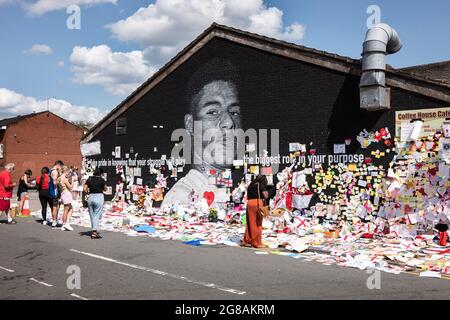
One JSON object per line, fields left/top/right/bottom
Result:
{"left": 208, "top": 208, "right": 218, "bottom": 222}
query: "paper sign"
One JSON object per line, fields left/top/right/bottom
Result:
{"left": 292, "top": 194, "right": 313, "bottom": 209}
{"left": 250, "top": 166, "right": 259, "bottom": 175}
{"left": 358, "top": 180, "right": 367, "bottom": 187}
{"left": 289, "top": 143, "right": 305, "bottom": 152}
{"left": 261, "top": 167, "right": 273, "bottom": 175}
{"left": 80, "top": 141, "right": 101, "bottom": 156}
{"left": 115, "top": 146, "right": 121, "bottom": 159}
{"left": 333, "top": 144, "right": 346, "bottom": 154}
{"left": 443, "top": 124, "right": 450, "bottom": 138}
{"left": 136, "top": 178, "right": 143, "bottom": 185}
{"left": 440, "top": 138, "right": 450, "bottom": 161}
{"left": 401, "top": 122, "right": 415, "bottom": 142}
{"left": 410, "top": 121, "right": 424, "bottom": 140}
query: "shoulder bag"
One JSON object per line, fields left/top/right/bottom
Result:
{"left": 256, "top": 183, "right": 271, "bottom": 218}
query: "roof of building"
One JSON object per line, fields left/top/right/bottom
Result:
{"left": 0, "top": 111, "right": 48, "bottom": 127}
{"left": 0, "top": 111, "right": 84, "bottom": 130}
{"left": 82, "top": 23, "right": 450, "bottom": 143}
{"left": 400, "top": 60, "right": 450, "bottom": 85}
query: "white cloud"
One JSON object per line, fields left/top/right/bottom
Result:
{"left": 57, "top": 60, "right": 65, "bottom": 67}
{"left": 0, "top": 88, "right": 106, "bottom": 123}
{"left": 108, "top": 0, "right": 305, "bottom": 47}
{"left": 22, "top": 0, "right": 117, "bottom": 16}
{"left": 70, "top": 45, "right": 156, "bottom": 96}
{"left": 25, "top": 44, "right": 53, "bottom": 55}
{"left": 0, "top": 0, "right": 15, "bottom": 6}
{"left": 68, "top": 0, "right": 305, "bottom": 97}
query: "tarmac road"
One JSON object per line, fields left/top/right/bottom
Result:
{"left": 1, "top": 208, "right": 450, "bottom": 300}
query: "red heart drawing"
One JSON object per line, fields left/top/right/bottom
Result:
{"left": 345, "top": 139, "right": 352, "bottom": 146}
{"left": 364, "top": 157, "right": 372, "bottom": 164}
{"left": 310, "top": 149, "right": 317, "bottom": 155}
{"left": 203, "top": 191, "right": 215, "bottom": 206}
{"left": 384, "top": 140, "right": 392, "bottom": 147}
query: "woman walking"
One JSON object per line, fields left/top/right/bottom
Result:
{"left": 17, "top": 169, "right": 32, "bottom": 215}
{"left": 36, "top": 167, "right": 52, "bottom": 225}
{"left": 242, "top": 175, "right": 270, "bottom": 249}
{"left": 84, "top": 168, "right": 107, "bottom": 239}
{"left": 58, "top": 166, "right": 74, "bottom": 231}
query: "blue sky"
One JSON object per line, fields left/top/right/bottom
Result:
{"left": 0, "top": 0, "right": 448, "bottom": 122}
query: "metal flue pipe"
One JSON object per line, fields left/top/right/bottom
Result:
{"left": 360, "top": 23, "right": 402, "bottom": 111}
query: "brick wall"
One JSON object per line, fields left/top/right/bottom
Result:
{"left": 1, "top": 112, "right": 84, "bottom": 182}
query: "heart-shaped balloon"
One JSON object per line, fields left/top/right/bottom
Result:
{"left": 203, "top": 191, "right": 215, "bottom": 206}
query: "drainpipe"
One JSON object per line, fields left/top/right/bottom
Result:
{"left": 360, "top": 23, "right": 402, "bottom": 111}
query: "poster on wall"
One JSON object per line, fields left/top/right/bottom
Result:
{"left": 396, "top": 107, "right": 450, "bottom": 139}
{"left": 115, "top": 146, "right": 121, "bottom": 159}
{"left": 81, "top": 141, "right": 101, "bottom": 157}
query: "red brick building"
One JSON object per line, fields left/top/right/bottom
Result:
{"left": 0, "top": 111, "right": 85, "bottom": 182}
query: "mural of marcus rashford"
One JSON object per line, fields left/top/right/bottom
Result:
{"left": 162, "top": 58, "right": 242, "bottom": 206}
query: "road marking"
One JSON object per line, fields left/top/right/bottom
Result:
{"left": 70, "top": 293, "right": 89, "bottom": 300}
{"left": 29, "top": 278, "right": 53, "bottom": 287}
{"left": 70, "top": 249, "right": 246, "bottom": 295}
{"left": 0, "top": 266, "right": 14, "bottom": 273}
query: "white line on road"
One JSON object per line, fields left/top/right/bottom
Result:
{"left": 70, "top": 293, "right": 89, "bottom": 300}
{"left": 0, "top": 266, "right": 14, "bottom": 273}
{"left": 29, "top": 278, "right": 53, "bottom": 287}
{"left": 70, "top": 249, "right": 246, "bottom": 295}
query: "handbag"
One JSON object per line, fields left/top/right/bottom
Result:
{"left": 256, "top": 183, "right": 271, "bottom": 218}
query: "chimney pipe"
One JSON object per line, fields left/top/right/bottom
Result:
{"left": 360, "top": 23, "right": 402, "bottom": 111}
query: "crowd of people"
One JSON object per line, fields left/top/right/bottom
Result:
{"left": 0, "top": 157, "right": 273, "bottom": 244}
{"left": 0, "top": 161, "right": 107, "bottom": 239}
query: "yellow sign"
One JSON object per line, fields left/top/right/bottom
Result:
{"left": 396, "top": 107, "right": 450, "bottom": 138}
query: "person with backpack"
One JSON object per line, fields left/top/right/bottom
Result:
{"left": 49, "top": 160, "right": 64, "bottom": 228}
{"left": 36, "top": 167, "right": 52, "bottom": 225}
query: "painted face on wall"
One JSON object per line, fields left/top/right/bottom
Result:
{"left": 186, "top": 80, "right": 242, "bottom": 170}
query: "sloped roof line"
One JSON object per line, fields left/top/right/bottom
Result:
{"left": 0, "top": 111, "right": 48, "bottom": 127}
{"left": 0, "top": 111, "right": 85, "bottom": 130}
{"left": 82, "top": 23, "right": 450, "bottom": 143}
{"left": 399, "top": 60, "right": 450, "bottom": 86}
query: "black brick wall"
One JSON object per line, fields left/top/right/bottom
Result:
{"left": 88, "top": 37, "right": 450, "bottom": 196}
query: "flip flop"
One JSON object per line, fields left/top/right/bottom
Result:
{"left": 240, "top": 241, "right": 252, "bottom": 247}
{"left": 8, "top": 220, "right": 17, "bottom": 225}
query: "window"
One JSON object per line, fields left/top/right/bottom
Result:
{"left": 116, "top": 117, "right": 127, "bottom": 135}
{"left": 0, "top": 144, "right": 3, "bottom": 158}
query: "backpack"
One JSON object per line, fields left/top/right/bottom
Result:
{"left": 49, "top": 169, "right": 58, "bottom": 199}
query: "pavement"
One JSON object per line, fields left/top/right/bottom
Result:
{"left": 1, "top": 191, "right": 450, "bottom": 300}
